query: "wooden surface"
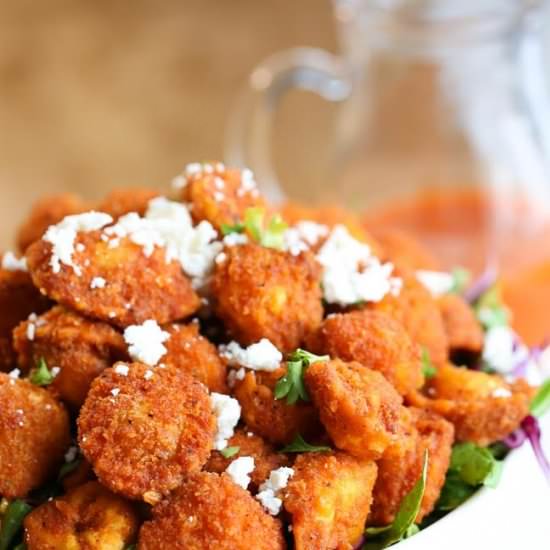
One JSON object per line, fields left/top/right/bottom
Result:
{"left": 0, "top": 0, "right": 336, "bottom": 249}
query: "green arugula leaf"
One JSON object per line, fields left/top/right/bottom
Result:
{"left": 280, "top": 434, "right": 331, "bottom": 453}
{"left": 450, "top": 267, "right": 471, "bottom": 295}
{"left": 243, "top": 207, "right": 288, "bottom": 250}
{"left": 220, "top": 446, "right": 240, "bottom": 458}
{"left": 262, "top": 214, "right": 287, "bottom": 249}
{"left": 57, "top": 457, "right": 82, "bottom": 481}
{"left": 436, "top": 471, "right": 476, "bottom": 511}
{"left": 0, "top": 500, "right": 32, "bottom": 550}
{"left": 220, "top": 222, "right": 245, "bottom": 236}
{"left": 244, "top": 207, "right": 264, "bottom": 243}
{"left": 363, "top": 451, "right": 428, "bottom": 549}
{"left": 530, "top": 379, "right": 550, "bottom": 418}
{"left": 421, "top": 348, "right": 437, "bottom": 379}
{"left": 29, "top": 357, "right": 55, "bottom": 387}
{"left": 288, "top": 349, "right": 329, "bottom": 365}
{"left": 474, "top": 286, "right": 509, "bottom": 329}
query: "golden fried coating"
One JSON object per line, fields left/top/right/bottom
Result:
{"left": 304, "top": 359, "right": 402, "bottom": 460}
{"left": 24, "top": 481, "right": 139, "bottom": 550}
{"left": 163, "top": 323, "right": 227, "bottom": 393}
{"left": 370, "top": 227, "right": 440, "bottom": 271}
{"left": 284, "top": 452, "right": 377, "bottom": 550}
{"left": 97, "top": 187, "right": 160, "bottom": 219}
{"left": 181, "top": 166, "right": 268, "bottom": 232}
{"left": 371, "top": 270, "right": 449, "bottom": 366}
{"left": 17, "top": 193, "right": 89, "bottom": 252}
{"left": 413, "top": 363, "right": 531, "bottom": 445}
{"left": 138, "top": 472, "right": 286, "bottom": 550}
{"left": 0, "top": 267, "right": 50, "bottom": 371}
{"left": 0, "top": 374, "right": 70, "bottom": 498}
{"left": 307, "top": 309, "right": 423, "bottom": 396}
{"left": 437, "top": 294, "right": 484, "bottom": 356}
{"left": 212, "top": 243, "right": 323, "bottom": 352}
{"left": 13, "top": 306, "right": 128, "bottom": 409}
{"left": 26, "top": 232, "right": 200, "bottom": 328}
{"left": 370, "top": 407, "right": 454, "bottom": 526}
{"left": 234, "top": 367, "right": 322, "bottom": 445}
{"left": 205, "top": 429, "right": 290, "bottom": 490}
{"left": 78, "top": 362, "right": 215, "bottom": 504}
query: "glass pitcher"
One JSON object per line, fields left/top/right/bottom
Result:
{"left": 225, "top": 0, "right": 550, "bottom": 344}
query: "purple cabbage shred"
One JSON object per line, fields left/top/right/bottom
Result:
{"left": 464, "top": 263, "right": 498, "bottom": 304}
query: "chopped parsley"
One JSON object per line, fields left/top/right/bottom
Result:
{"left": 280, "top": 434, "right": 331, "bottom": 453}
{"left": 0, "top": 499, "right": 32, "bottom": 550}
{"left": 244, "top": 207, "right": 288, "bottom": 250}
{"left": 220, "top": 222, "right": 245, "bottom": 236}
{"left": 450, "top": 267, "right": 471, "bottom": 295}
{"left": 364, "top": 451, "right": 428, "bottom": 549}
{"left": 473, "top": 285, "right": 509, "bottom": 330}
{"left": 29, "top": 357, "right": 55, "bottom": 387}
{"left": 220, "top": 446, "right": 240, "bottom": 458}
{"left": 421, "top": 348, "right": 437, "bottom": 379}
{"left": 530, "top": 379, "right": 550, "bottom": 418}
{"left": 274, "top": 349, "right": 329, "bottom": 405}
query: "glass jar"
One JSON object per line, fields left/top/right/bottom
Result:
{"left": 225, "top": 0, "right": 550, "bottom": 345}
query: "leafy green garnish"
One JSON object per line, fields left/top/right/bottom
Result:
{"left": 274, "top": 349, "right": 329, "bottom": 405}
{"left": 530, "top": 379, "right": 550, "bottom": 418}
{"left": 474, "top": 286, "right": 509, "bottom": 329}
{"left": 421, "top": 348, "right": 436, "bottom": 379}
{"left": 220, "top": 446, "right": 240, "bottom": 458}
{"left": 220, "top": 222, "right": 245, "bottom": 236}
{"left": 450, "top": 267, "right": 471, "bottom": 295}
{"left": 29, "top": 357, "right": 55, "bottom": 387}
{"left": 57, "top": 457, "right": 82, "bottom": 481}
{"left": 436, "top": 442, "right": 502, "bottom": 511}
{"left": 280, "top": 434, "right": 331, "bottom": 453}
{"left": 0, "top": 500, "right": 32, "bottom": 550}
{"left": 363, "top": 451, "right": 428, "bottom": 549}
{"left": 243, "top": 207, "right": 288, "bottom": 250}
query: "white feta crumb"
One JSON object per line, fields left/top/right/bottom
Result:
{"left": 225, "top": 456, "right": 255, "bottom": 490}
{"left": 108, "top": 311, "right": 116, "bottom": 319}
{"left": 171, "top": 175, "right": 188, "bottom": 190}
{"left": 64, "top": 446, "right": 78, "bottom": 462}
{"left": 144, "top": 369, "right": 154, "bottom": 380}
{"left": 185, "top": 162, "right": 203, "bottom": 178}
{"left": 51, "top": 366, "right": 61, "bottom": 377}
{"left": 26, "top": 313, "right": 37, "bottom": 340}
{"left": 220, "top": 339, "right": 282, "bottom": 372}
{"left": 114, "top": 364, "right": 130, "bottom": 376}
{"left": 492, "top": 387, "right": 512, "bottom": 398}
{"left": 124, "top": 320, "right": 170, "bottom": 366}
{"left": 483, "top": 326, "right": 527, "bottom": 374}
{"left": 227, "top": 367, "right": 246, "bottom": 388}
{"left": 8, "top": 368, "right": 20, "bottom": 381}
{"left": 111, "top": 388, "right": 120, "bottom": 397}
{"left": 1, "top": 251, "right": 27, "bottom": 272}
{"left": 43, "top": 211, "right": 113, "bottom": 275}
{"left": 210, "top": 392, "right": 241, "bottom": 451}
{"left": 215, "top": 252, "right": 227, "bottom": 264}
{"left": 214, "top": 191, "right": 225, "bottom": 202}
{"left": 416, "top": 270, "right": 454, "bottom": 297}
{"left": 75, "top": 243, "right": 86, "bottom": 252}
{"left": 283, "top": 221, "right": 329, "bottom": 256}
{"left": 256, "top": 467, "right": 295, "bottom": 515}
{"left": 108, "top": 238, "right": 120, "bottom": 249}
{"left": 316, "top": 225, "right": 401, "bottom": 306}
{"left": 90, "top": 276, "right": 106, "bottom": 289}
{"left": 223, "top": 233, "right": 248, "bottom": 247}
{"left": 240, "top": 168, "right": 257, "bottom": 191}
{"left": 214, "top": 176, "right": 225, "bottom": 190}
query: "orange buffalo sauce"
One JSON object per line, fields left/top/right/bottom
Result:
{"left": 364, "top": 187, "right": 550, "bottom": 346}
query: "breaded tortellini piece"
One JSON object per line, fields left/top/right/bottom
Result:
{"left": 284, "top": 452, "right": 377, "bottom": 550}
{"left": 205, "top": 428, "right": 290, "bottom": 490}
{"left": 13, "top": 306, "right": 128, "bottom": 409}
{"left": 97, "top": 187, "right": 160, "bottom": 219}
{"left": 138, "top": 472, "right": 286, "bottom": 550}
{"left": 413, "top": 363, "right": 532, "bottom": 445}
{"left": 78, "top": 362, "right": 216, "bottom": 504}
{"left": 307, "top": 309, "right": 423, "bottom": 395}
{"left": 0, "top": 373, "right": 70, "bottom": 498}
{"left": 305, "top": 359, "right": 403, "bottom": 460}
{"left": 437, "top": 294, "right": 484, "bottom": 358}
{"left": 370, "top": 407, "right": 454, "bottom": 526}
{"left": 371, "top": 270, "right": 449, "bottom": 366}
{"left": 17, "top": 193, "right": 89, "bottom": 252}
{"left": 234, "top": 367, "right": 322, "bottom": 446}
{"left": 26, "top": 231, "right": 200, "bottom": 328}
{"left": 212, "top": 243, "right": 323, "bottom": 352}
{"left": 162, "top": 322, "right": 228, "bottom": 393}
{"left": 180, "top": 164, "right": 267, "bottom": 232}
{"left": 0, "top": 262, "right": 49, "bottom": 371}
{"left": 23, "top": 481, "right": 139, "bottom": 550}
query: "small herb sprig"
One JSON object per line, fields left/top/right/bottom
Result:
{"left": 29, "top": 357, "right": 55, "bottom": 387}
{"left": 280, "top": 434, "right": 331, "bottom": 454}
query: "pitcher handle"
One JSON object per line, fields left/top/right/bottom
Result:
{"left": 224, "top": 47, "right": 352, "bottom": 204}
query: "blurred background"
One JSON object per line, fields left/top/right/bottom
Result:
{"left": 0, "top": 0, "right": 337, "bottom": 249}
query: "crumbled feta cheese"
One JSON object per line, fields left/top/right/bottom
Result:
{"left": 210, "top": 392, "right": 241, "bottom": 451}
{"left": 111, "top": 388, "right": 120, "bottom": 397}
{"left": 26, "top": 313, "right": 38, "bottom": 341}
{"left": 416, "top": 270, "right": 454, "bottom": 297}
{"left": 90, "top": 277, "right": 106, "bottom": 289}
{"left": 227, "top": 367, "right": 246, "bottom": 388}
{"left": 114, "top": 364, "right": 129, "bottom": 376}
{"left": 124, "top": 320, "right": 170, "bottom": 366}
{"left": 1, "top": 251, "right": 27, "bottom": 272}
{"left": 492, "top": 387, "right": 512, "bottom": 398}
{"left": 283, "top": 221, "right": 328, "bottom": 256}
{"left": 51, "top": 366, "right": 61, "bottom": 377}
{"left": 64, "top": 446, "right": 78, "bottom": 462}
{"left": 214, "top": 177, "right": 225, "bottom": 190}
{"left": 240, "top": 168, "right": 257, "bottom": 191}
{"left": 43, "top": 211, "right": 113, "bottom": 275}
{"left": 316, "top": 225, "right": 401, "bottom": 306}
{"left": 223, "top": 233, "right": 248, "bottom": 247}
{"left": 8, "top": 368, "right": 20, "bottom": 379}
{"left": 144, "top": 369, "right": 154, "bottom": 380}
{"left": 214, "top": 191, "right": 225, "bottom": 202}
{"left": 220, "top": 339, "right": 282, "bottom": 372}
{"left": 171, "top": 175, "right": 188, "bottom": 190}
{"left": 108, "top": 311, "right": 116, "bottom": 318}
{"left": 225, "top": 456, "right": 255, "bottom": 489}
{"left": 483, "top": 326, "right": 528, "bottom": 374}
{"left": 256, "top": 467, "right": 295, "bottom": 515}
{"left": 75, "top": 243, "right": 86, "bottom": 253}
{"left": 215, "top": 252, "right": 227, "bottom": 264}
